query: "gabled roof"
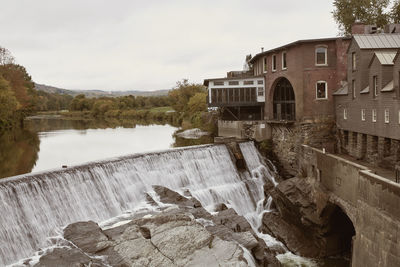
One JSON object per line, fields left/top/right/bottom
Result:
{"left": 353, "top": 34, "right": 400, "bottom": 49}
{"left": 333, "top": 81, "right": 348, "bottom": 96}
{"left": 368, "top": 50, "right": 397, "bottom": 67}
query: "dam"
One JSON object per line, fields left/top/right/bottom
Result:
{"left": 0, "top": 142, "right": 279, "bottom": 266}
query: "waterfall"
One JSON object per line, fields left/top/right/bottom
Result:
{"left": 0, "top": 142, "right": 276, "bottom": 266}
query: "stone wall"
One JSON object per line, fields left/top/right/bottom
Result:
{"left": 270, "top": 119, "right": 336, "bottom": 176}
{"left": 299, "top": 145, "right": 400, "bottom": 267}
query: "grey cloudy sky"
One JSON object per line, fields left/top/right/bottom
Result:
{"left": 1, "top": 0, "right": 338, "bottom": 91}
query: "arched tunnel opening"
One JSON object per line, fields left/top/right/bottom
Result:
{"left": 325, "top": 205, "right": 356, "bottom": 260}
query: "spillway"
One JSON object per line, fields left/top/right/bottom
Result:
{"left": 0, "top": 142, "right": 276, "bottom": 266}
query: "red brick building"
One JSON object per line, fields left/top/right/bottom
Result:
{"left": 250, "top": 37, "right": 350, "bottom": 122}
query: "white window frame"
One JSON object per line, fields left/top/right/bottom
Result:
{"left": 385, "top": 109, "right": 390, "bottom": 123}
{"left": 315, "top": 81, "right": 328, "bottom": 100}
{"left": 263, "top": 57, "right": 267, "bottom": 73}
{"left": 361, "top": 109, "right": 366, "bottom": 121}
{"left": 372, "top": 109, "right": 377, "bottom": 122}
{"left": 352, "top": 80, "right": 356, "bottom": 99}
{"left": 373, "top": 75, "right": 378, "bottom": 97}
{"left": 398, "top": 110, "right": 400, "bottom": 124}
{"left": 315, "top": 46, "right": 327, "bottom": 66}
{"left": 344, "top": 108, "right": 348, "bottom": 120}
{"left": 282, "top": 52, "right": 287, "bottom": 70}
{"left": 272, "top": 54, "right": 277, "bottom": 72}
{"left": 352, "top": 52, "right": 356, "bottom": 70}
{"left": 257, "top": 87, "right": 264, "bottom": 97}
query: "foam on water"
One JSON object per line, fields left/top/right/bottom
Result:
{"left": 0, "top": 141, "right": 309, "bottom": 266}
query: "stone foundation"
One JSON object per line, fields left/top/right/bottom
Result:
{"left": 338, "top": 129, "right": 400, "bottom": 170}
{"left": 270, "top": 120, "right": 336, "bottom": 176}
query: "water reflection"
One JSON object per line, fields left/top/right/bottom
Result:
{"left": 0, "top": 116, "right": 215, "bottom": 179}
{"left": 0, "top": 127, "right": 40, "bottom": 178}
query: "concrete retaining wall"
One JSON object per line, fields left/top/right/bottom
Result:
{"left": 300, "top": 145, "right": 400, "bottom": 267}
{"left": 217, "top": 120, "right": 271, "bottom": 141}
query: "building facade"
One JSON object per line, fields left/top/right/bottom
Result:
{"left": 250, "top": 37, "right": 350, "bottom": 122}
{"left": 334, "top": 32, "right": 400, "bottom": 168}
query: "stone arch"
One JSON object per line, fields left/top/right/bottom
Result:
{"left": 271, "top": 77, "right": 295, "bottom": 121}
{"left": 324, "top": 204, "right": 356, "bottom": 259}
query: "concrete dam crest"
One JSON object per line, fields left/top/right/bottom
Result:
{"left": 0, "top": 142, "right": 279, "bottom": 266}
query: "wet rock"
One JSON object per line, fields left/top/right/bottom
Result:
{"left": 63, "top": 221, "right": 111, "bottom": 254}
{"left": 263, "top": 176, "right": 340, "bottom": 258}
{"left": 212, "top": 208, "right": 252, "bottom": 233}
{"left": 214, "top": 203, "right": 228, "bottom": 212}
{"left": 153, "top": 185, "right": 202, "bottom": 208}
{"left": 33, "top": 247, "right": 107, "bottom": 267}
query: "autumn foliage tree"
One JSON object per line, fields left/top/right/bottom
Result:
{"left": 333, "top": 0, "right": 400, "bottom": 35}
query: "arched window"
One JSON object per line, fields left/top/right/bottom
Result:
{"left": 273, "top": 78, "right": 295, "bottom": 121}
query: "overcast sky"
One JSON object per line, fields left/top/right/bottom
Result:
{"left": 0, "top": 0, "right": 339, "bottom": 91}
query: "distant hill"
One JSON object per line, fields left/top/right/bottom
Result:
{"left": 34, "top": 83, "right": 170, "bottom": 98}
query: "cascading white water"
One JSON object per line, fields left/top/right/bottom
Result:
{"left": 0, "top": 142, "right": 273, "bottom": 266}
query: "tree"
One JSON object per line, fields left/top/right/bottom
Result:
{"left": 168, "top": 79, "right": 206, "bottom": 114}
{"left": 187, "top": 92, "right": 207, "bottom": 116}
{"left": 0, "top": 47, "right": 15, "bottom": 65}
{"left": 0, "top": 77, "right": 19, "bottom": 129}
{"left": 332, "top": 0, "right": 391, "bottom": 35}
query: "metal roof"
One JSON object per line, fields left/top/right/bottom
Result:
{"left": 360, "top": 85, "right": 370, "bottom": 94}
{"left": 354, "top": 34, "right": 400, "bottom": 49}
{"left": 374, "top": 51, "right": 397, "bottom": 65}
{"left": 381, "top": 80, "right": 394, "bottom": 92}
{"left": 333, "top": 82, "right": 348, "bottom": 96}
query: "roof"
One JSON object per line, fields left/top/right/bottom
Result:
{"left": 368, "top": 50, "right": 397, "bottom": 67}
{"left": 203, "top": 75, "right": 264, "bottom": 86}
{"left": 249, "top": 37, "right": 350, "bottom": 63}
{"left": 353, "top": 34, "right": 400, "bottom": 49}
{"left": 360, "top": 85, "right": 370, "bottom": 94}
{"left": 374, "top": 51, "right": 397, "bottom": 65}
{"left": 381, "top": 80, "right": 394, "bottom": 92}
{"left": 333, "top": 81, "right": 348, "bottom": 96}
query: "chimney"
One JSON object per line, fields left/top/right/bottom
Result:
{"left": 261, "top": 47, "right": 264, "bottom": 52}
{"left": 351, "top": 21, "right": 377, "bottom": 34}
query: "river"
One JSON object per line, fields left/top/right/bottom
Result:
{"left": 0, "top": 115, "right": 212, "bottom": 179}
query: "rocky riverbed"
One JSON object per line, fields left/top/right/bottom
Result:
{"left": 14, "top": 185, "right": 286, "bottom": 267}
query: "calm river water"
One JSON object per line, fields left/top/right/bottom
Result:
{"left": 0, "top": 116, "right": 213, "bottom": 179}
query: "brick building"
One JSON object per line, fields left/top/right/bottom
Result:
{"left": 250, "top": 37, "right": 350, "bottom": 122}
{"left": 334, "top": 28, "right": 400, "bottom": 168}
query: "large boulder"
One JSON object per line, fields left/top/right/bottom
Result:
{"left": 262, "top": 176, "right": 344, "bottom": 258}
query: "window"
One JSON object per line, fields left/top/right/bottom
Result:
{"left": 213, "top": 81, "right": 224, "bottom": 86}
{"left": 316, "top": 81, "right": 327, "bottom": 99}
{"left": 361, "top": 109, "right": 366, "bottom": 121}
{"left": 272, "top": 55, "right": 277, "bottom": 71}
{"left": 282, "top": 52, "right": 287, "bottom": 69}
{"left": 315, "top": 47, "right": 327, "bottom": 65}
{"left": 344, "top": 108, "right": 347, "bottom": 120}
{"left": 257, "top": 87, "right": 264, "bottom": 96}
{"left": 399, "top": 110, "right": 400, "bottom": 124}
{"left": 257, "top": 80, "right": 263, "bottom": 85}
{"left": 228, "top": 81, "right": 239, "bottom": 86}
{"left": 352, "top": 52, "right": 356, "bottom": 70}
{"left": 372, "top": 109, "right": 377, "bottom": 122}
{"left": 243, "top": 80, "right": 254, "bottom": 85}
{"left": 263, "top": 57, "right": 267, "bottom": 72}
{"left": 373, "top": 76, "right": 378, "bottom": 97}
{"left": 352, "top": 80, "right": 356, "bottom": 99}
{"left": 385, "top": 109, "right": 390, "bottom": 123}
